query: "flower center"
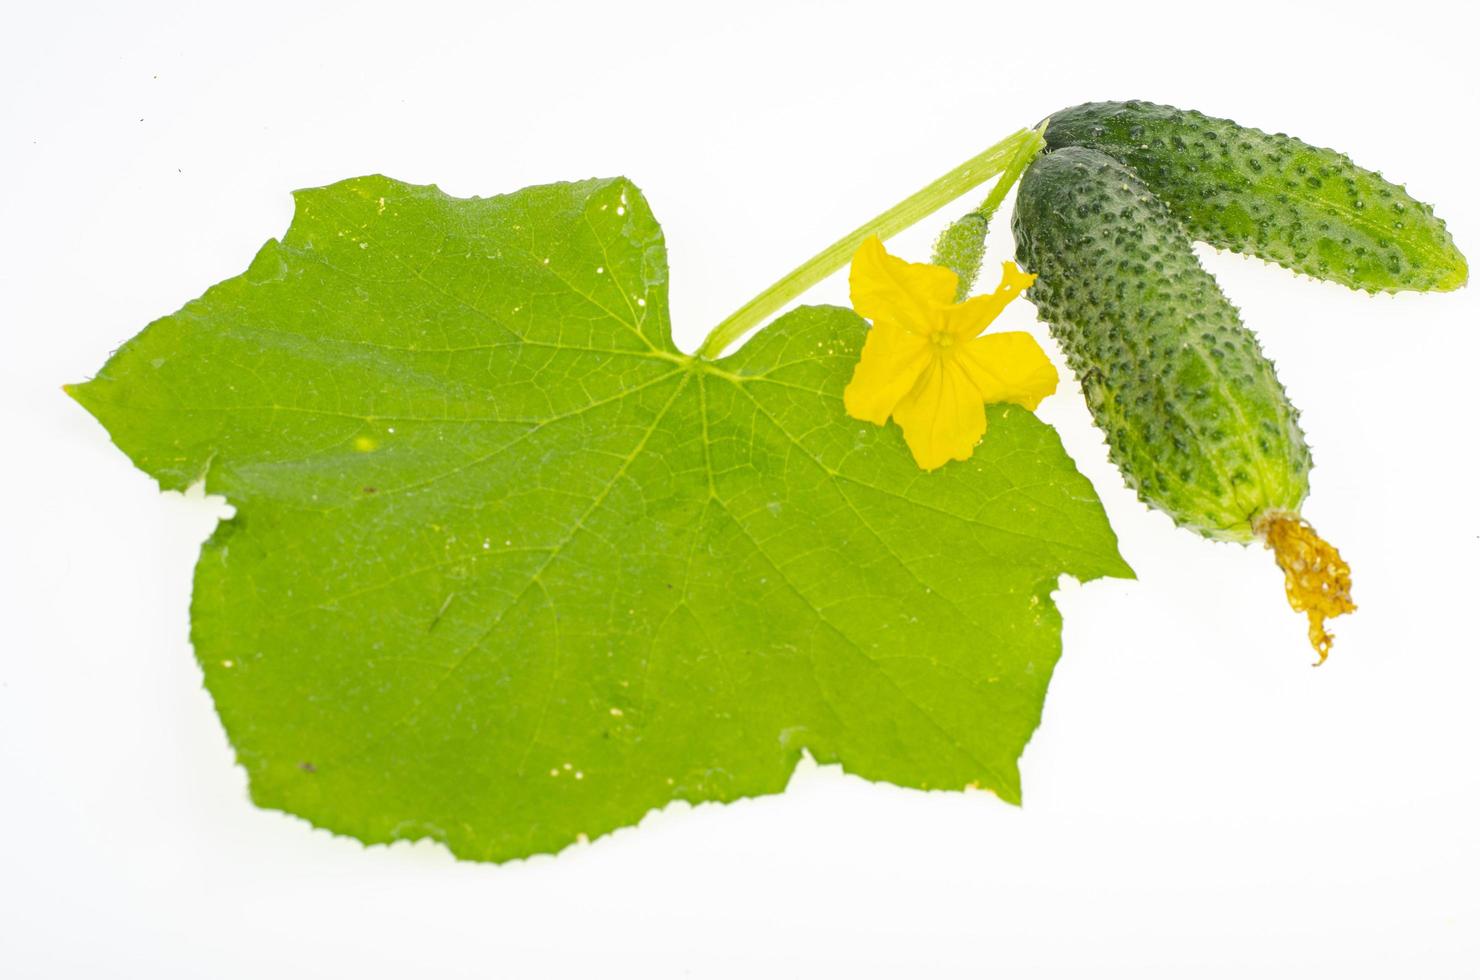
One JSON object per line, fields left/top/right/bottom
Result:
{"left": 929, "top": 330, "right": 955, "bottom": 350}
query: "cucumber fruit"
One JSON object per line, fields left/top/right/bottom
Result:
{"left": 1012, "top": 146, "right": 1308, "bottom": 542}
{"left": 1012, "top": 145, "right": 1353, "bottom": 658}
{"left": 1042, "top": 100, "right": 1467, "bottom": 294}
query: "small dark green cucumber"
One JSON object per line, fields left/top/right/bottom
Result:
{"left": 1012, "top": 145, "right": 1310, "bottom": 543}
{"left": 1043, "top": 100, "right": 1467, "bottom": 293}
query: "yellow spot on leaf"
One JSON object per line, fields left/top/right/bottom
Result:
{"left": 353, "top": 436, "right": 378, "bottom": 452}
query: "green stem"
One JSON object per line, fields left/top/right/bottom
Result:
{"left": 695, "top": 128, "right": 1036, "bottom": 360}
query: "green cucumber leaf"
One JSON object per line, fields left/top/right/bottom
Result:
{"left": 69, "top": 174, "right": 1130, "bottom": 861}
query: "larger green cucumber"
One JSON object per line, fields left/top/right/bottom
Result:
{"left": 1011, "top": 145, "right": 1310, "bottom": 543}
{"left": 1043, "top": 100, "right": 1467, "bottom": 293}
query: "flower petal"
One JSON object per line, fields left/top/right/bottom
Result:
{"left": 891, "top": 359, "right": 987, "bottom": 472}
{"left": 843, "top": 320, "right": 932, "bottom": 425}
{"left": 849, "top": 234, "right": 958, "bottom": 330}
{"left": 941, "top": 261, "right": 1037, "bottom": 339}
{"left": 957, "top": 331, "right": 1059, "bottom": 410}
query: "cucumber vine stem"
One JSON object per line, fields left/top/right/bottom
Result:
{"left": 695, "top": 128, "right": 1037, "bottom": 360}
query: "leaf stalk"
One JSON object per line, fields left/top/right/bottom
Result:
{"left": 695, "top": 128, "right": 1036, "bottom": 360}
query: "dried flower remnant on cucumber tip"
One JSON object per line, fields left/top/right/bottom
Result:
{"left": 1256, "top": 512, "right": 1355, "bottom": 664}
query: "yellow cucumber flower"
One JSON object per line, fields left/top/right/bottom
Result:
{"left": 843, "top": 235, "right": 1057, "bottom": 471}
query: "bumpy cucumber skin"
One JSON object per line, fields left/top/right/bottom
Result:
{"left": 1044, "top": 100, "right": 1467, "bottom": 293}
{"left": 1012, "top": 147, "right": 1311, "bottom": 542}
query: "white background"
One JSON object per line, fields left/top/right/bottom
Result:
{"left": 3, "top": 1, "right": 1477, "bottom": 976}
